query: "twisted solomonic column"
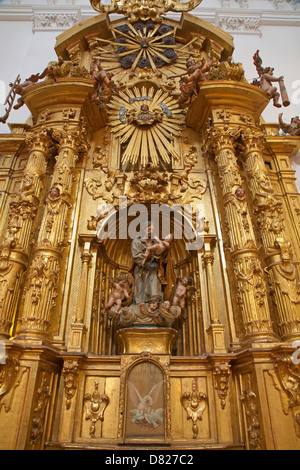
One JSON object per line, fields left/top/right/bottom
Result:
{"left": 0, "top": 128, "right": 52, "bottom": 339}
{"left": 240, "top": 130, "right": 300, "bottom": 341}
{"left": 14, "top": 125, "right": 89, "bottom": 343}
{"left": 203, "top": 124, "right": 277, "bottom": 343}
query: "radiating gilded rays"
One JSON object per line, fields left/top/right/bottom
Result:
{"left": 107, "top": 86, "right": 185, "bottom": 166}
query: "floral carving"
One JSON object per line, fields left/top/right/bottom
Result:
{"left": 62, "top": 360, "right": 80, "bottom": 410}
{"left": 0, "top": 353, "right": 26, "bottom": 413}
{"left": 268, "top": 356, "right": 300, "bottom": 438}
{"left": 240, "top": 388, "right": 262, "bottom": 450}
{"left": 181, "top": 378, "right": 207, "bottom": 438}
{"left": 31, "top": 372, "right": 52, "bottom": 445}
{"left": 212, "top": 362, "right": 231, "bottom": 409}
{"left": 83, "top": 380, "right": 110, "bottom": 438}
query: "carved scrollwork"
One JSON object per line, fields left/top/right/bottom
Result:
{"left": 85, "top": 169, "right": 120, "bottom": 202}
{"left": 240, "top": 388, "right": 262, "bottom": 450}
{"left": 212, "top": 362, "right": 231, "bottom": 410}
{"left": 0, "top": 352, "right": 26, "bottom": 413}
{"left": 180, "top": 378, "right": 207, "bottom": 439}
{"left": 30, "top": 372, "right": 52, "bottom": 445}
{"left": 62, "top": 360, "right": 80, "bottom": 410}
{"left": 268, "top": 356, "right": 300, "bottom": 439}
{"left": 83, "top": 380, "right": 110, "bottom": 438}
{"left": 90, "top": 0, "right": 203, "bottom": 23}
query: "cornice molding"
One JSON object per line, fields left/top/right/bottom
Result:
{"left": 32, "top": 9, "right": 82, "bottom": 32}
{"left": 0, "top": 5, "right": 299, "bottom": 33}
{"left": 216, "top": 12, "right": 262, "bottom": 35}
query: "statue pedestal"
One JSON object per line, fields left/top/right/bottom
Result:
{"left": 116, "top": 327, "right": 177, "bottom": 355}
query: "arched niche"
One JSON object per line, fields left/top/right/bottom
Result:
{"left": 118, "top": 357, "right": 171, "bottom": 445}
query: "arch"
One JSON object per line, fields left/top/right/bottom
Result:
{"left": 118, "top": 356, "right": 170, "bottom": 444}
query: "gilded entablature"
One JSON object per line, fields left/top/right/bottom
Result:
{"left": 90, "top": 0, "right": 204, "bottom": 23}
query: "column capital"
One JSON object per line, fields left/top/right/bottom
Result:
{"left": 240, "top": 128, "right": 266, "bottom": 155}
{"left": 203, "top": 123, "right": 241, "bottom": 154}
{"left": 25, "top": 127, "right": 53, "bottom": 153}
{"left": 52, "top": 124, "right": 89, "bottom": 154}
{"left": 202, "top": 252, "right": 214, "bottom": 266}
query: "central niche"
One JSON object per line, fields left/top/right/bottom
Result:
{"left": 89, "top": 208, "right": 205, "bottom": 357}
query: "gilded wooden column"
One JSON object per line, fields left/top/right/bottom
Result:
{"left": 14, "top": 126, "right": 88, "bottom": 343}
{"left": 0, "top": 128, "right": 52, "bottom": 339}
{"left": 202, "top": 235, "right": 227, "bottom": 353}
{"left": 241, "top": 130, "right": 300, "bottom": 341}
{"left": 68, "top": 240, "right": 93, "bottom": 352}
{"left": 204, "top": 124, "right": 277, "bottom": 342}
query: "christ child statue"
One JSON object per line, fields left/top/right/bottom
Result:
{"left": 142, "top": 234, "right": 174, "bottom": 259}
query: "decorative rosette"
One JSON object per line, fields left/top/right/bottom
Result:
{"left": 114, "top": 23, "right": 178, "bottom": 71}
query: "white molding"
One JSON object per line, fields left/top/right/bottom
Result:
{"left": 32, "top": 9, "right": 82, "bottom": 32}
{"left": 0, "top": 5, "right": 299, "bottom": 32}
{"left": 216, "top": 12, "right": 262, "bottom": 35}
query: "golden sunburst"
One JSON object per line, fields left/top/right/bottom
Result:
{"left": 107, "top": 85, "right": 186, "bottom": 167}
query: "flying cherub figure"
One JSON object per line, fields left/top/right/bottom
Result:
{"left": 279, "top": 114, "right": 300, "bottom": 136}
{"left": 142, "top": 234, "right": 174, "bottom": 259}
{"left": 90, "top": 59, "right": 121, "bottom": 108}
{"left": 177, "top": 56, "right": 213, "bottom": 106}
{"left": 252, "top": 50, "right": 290, "bottom": 108}
{"left": 172, "top": 276, "right": 195, "bottom": 311}
{"left": 127, "top": 380, "right": 164, "bottom": 429}
{"left": 101, "top": 274, "right": 130, "bottom": 316}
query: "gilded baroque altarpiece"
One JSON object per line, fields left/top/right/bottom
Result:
{"left": 0, "top": 0, "right": 299, "bottom": 450}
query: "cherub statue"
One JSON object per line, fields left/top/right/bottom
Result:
{"left": 176, "top": 56, "right": 213, "bottom": 106}
{"left": 142, "top": 234, "right": 174, "bottom": 259}
{"left": 0, "top": 238, "right": 16, "bottom": 273}
{"left": 48, "top": 186, "right": 61, "bottom": 201}
{"left": 234, "top": 187, "right": 248, "bottom": 216}
{"left": 126, "top": 104, "right": 163, "bottom": 126}
{"left": 279, "top": 114, "right": 300, "bottom": 137}
{"left": 139, "top": 298, "right": 161, "bottom": 317}
{"left": 0, "top": 68, "right": 52, "bottom": 124}
{"left": 154, "top": 300, "right": 181, "bottom": 327}
{"left": 101, "top": 274, "right": 130, "bottom": 316}
{"left": 90, "top": 59, "right": 120, "bottom": 108}
{"left": 172, "top": 276, "right": 195, "bottom": 311}
{"left": 11, "top": 69, "right": 52, "bottom": 110}
{"left": 252, "top": 50, "right": 290, "bottom": 108}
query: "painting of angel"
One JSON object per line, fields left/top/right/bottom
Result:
{"left": 125, "top": 362, "right": 165, "bottom": 439}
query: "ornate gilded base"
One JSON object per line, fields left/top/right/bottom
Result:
{"left": 116, "top": 327, "right": 177, "bottom": 355}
